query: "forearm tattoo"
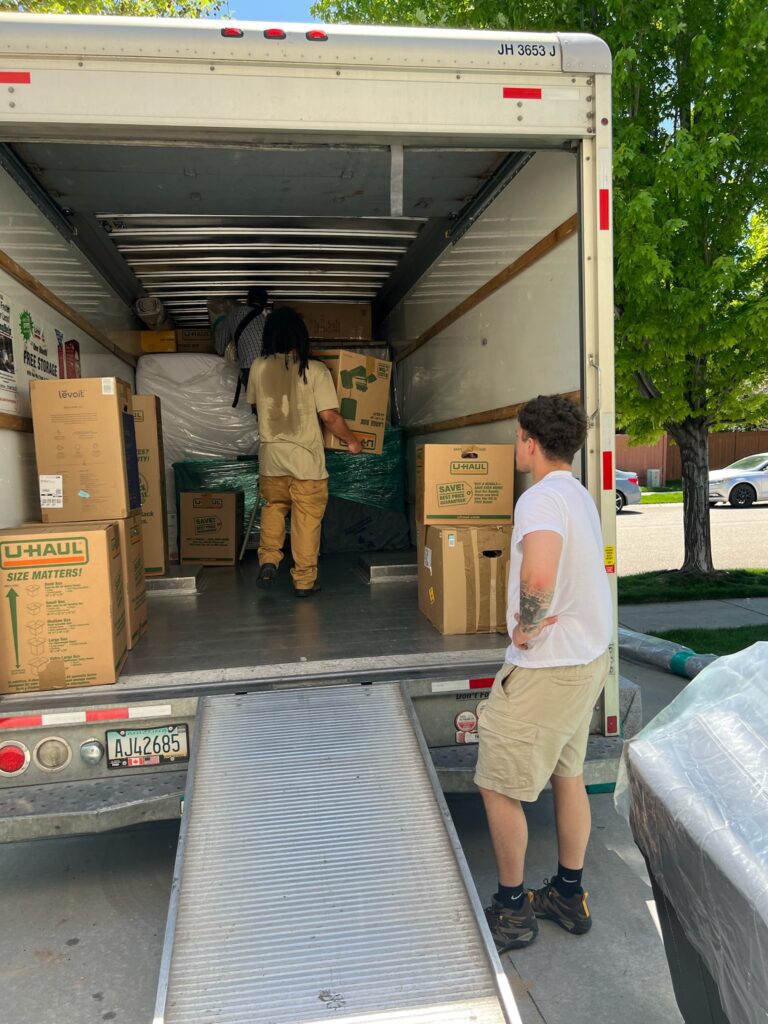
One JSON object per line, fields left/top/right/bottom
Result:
{"left": 518, "top": 582, "right": 553, "bottom": 635}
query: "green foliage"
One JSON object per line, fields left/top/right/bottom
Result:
{"left": 0, "top": 0, "right": 223, "bottom": 16}
{"left": 651, "top": 624, "right": 768, "bottom": 655}
{"left": 618, "top": 569, "right": 768, "bottom": 603}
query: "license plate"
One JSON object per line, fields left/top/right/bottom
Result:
{"left": 106, "top": 724, "right": 189, "bottom": 769}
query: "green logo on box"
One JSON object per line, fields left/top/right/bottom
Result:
{"left": 450, "top": 461, "right": 489, "bottom": 475}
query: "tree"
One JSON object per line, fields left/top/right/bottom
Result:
{"left": 314, "top": 0, "right": 768, "bottom": 575}
{"left": 0, "top": 0, "right": 223, "bottom": 17}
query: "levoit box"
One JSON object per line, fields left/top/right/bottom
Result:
{"left": 30, "top": 377, "right": 141, "bottom": 523}
{"left": 0, "top": 523, "right": 128, "bottom": 693}
{"left": 132, "top": 395, "right": 169, "bottom": 577}
{"left": 416, "top": 444, "right": 515, "bottom": 527}
{"left": 179, "top": 491, "right": 244, "bottom": 566}
{"left": 418, "top": 525, "right": 511, "bottom": 635}
{"left": 316, "top": 349, "right": 392, "bottom": 455}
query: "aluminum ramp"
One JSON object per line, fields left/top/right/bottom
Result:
{"left": 154, "top": 683, "right": 521, "bottom": 1024}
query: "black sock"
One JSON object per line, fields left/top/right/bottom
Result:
{"left": 496, "top": 882, "right": 526, "bottom": 909}
{"left": 552, "top": 863, "right": 583, "bottom": 898}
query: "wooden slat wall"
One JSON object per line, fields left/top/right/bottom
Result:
{"left": 617, "top": 431, "right": 768, "bottom": 484}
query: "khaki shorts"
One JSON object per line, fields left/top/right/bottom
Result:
{"left": 474, "top": 651, "right": 610, "bottom": 802}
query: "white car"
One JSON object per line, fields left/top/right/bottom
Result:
{"left": 708, "top": 453, "right": 768, "bottom": 508}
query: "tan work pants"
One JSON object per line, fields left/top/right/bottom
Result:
{"left": 258, "top": 475, "right": 329, "bottom": 589}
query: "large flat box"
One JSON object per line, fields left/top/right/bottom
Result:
{"left": 86, "top": 514, "right": 148, "bottom": 649}
{"left": 140, "top": 330, "right": 177, "bottom": 353}
{"left": 274, "top": 301, "right": 372, "bottom": 340}
{"left": 418, "top": 525, "right": 511, "bottom": 635}
{"left": 31, "top": 377, "right": 142, "bottom": 524}
{"left": 416, "top": 444, "right": 515, "bottom": 527}
{"left": 175, "top": 328, "right": 214, "bottom": 353}
{"left": 316, "top": 349, "right": 391, "bottom": 455}
{"left": 179, "top": 491, "right": 244, "bottom": 566}
{"left": 132, "top": 395, "right": 169, "bottom": 577}
{"left": 0, "top": 523, "right": 128, "bottom": 693}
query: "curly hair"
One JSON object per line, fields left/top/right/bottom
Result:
{"left": 518, "top": 394, "right": 588, "bottom": 463}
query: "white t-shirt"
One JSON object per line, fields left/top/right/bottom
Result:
{"left": 505, "top": 471, "right": 613, "bottom": 668}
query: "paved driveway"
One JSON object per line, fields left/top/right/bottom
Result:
{"left": 617, "top": 502, "right": 768, "bottom": 575}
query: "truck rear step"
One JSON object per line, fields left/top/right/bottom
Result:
{"left": 154, "top": 684, "right": 520, "bottom": 1024}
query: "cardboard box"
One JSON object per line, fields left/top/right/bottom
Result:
{"left": 140, "top": 330, "right": 177, "bottom": 353}
{"left": 0, "top": 523, "right": 128, "bottom": 693}
{"left": 316, "top": 349, "right": 391, "bottom": 455}
{"left": 418, "top": 525, "right": 511, "bottom": 635}
{"left": 132, "top": 395, "right": 169, "bottom": 577}
{"left": 31, "top": 377, "right": 142, "bottom": 524}
{"left": 179, "top": 491, "right": 244, "bottom": 566}
{"left": 175, "top": 328, "right": 214, "bottom": 354}
{"left": 416, "top": 444, "right": 515, "bottom": 527}
{"left": 274, "top": 301, "right": 372, "bottom": 340}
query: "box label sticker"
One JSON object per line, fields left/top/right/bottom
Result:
{"left": 437, "top": 481, "right": 473, "bottom": 507}
{"left": 423, "top": 546, "right": 432, "bottom": 571}
{"left": 39, "top": 474, "right": 63, "bottom": 509}
{"left": 447, "top": 533, "right": 456, "bottom": 548}
{"left": 604, "top": 544, "right": 616, "bottom": 574}
{"left": 101, "top": 378, "right": 115, "bottom": 395}
{"left": 428, "top": 586, "right": 435, "bottom": 605}
{"left": 455, "top": 710, "right": 478, "bottom": 732}
{"left": 455, "top": 731, "right": 479, "bottom": 745}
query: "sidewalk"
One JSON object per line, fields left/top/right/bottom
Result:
{"left": 618, "top": 596, "right": 768, "bottom": 633}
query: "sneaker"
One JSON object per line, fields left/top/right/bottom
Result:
{"left": 257, "top": 563, "right": 277, "bottom": 587}
{"left": 530, "top": 880, "right": 592, "bottom": 935}
{"left": 294, "top": 582, "right": 322, "bottom": 598}
{"left": 484, "top": 894, "right": 538, "bottom": 951}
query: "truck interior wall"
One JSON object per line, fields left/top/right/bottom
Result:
{"left": 385, "top": 150, "right": 580, "bottom": 508}
{"left": 0, "top": 168, "right": 135, "bottom": 529}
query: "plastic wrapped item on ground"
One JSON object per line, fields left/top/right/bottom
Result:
{"left": 173, "top": 458, "right": 263, "bottom": 542}
{"left": 618, "top": 625, "right": 719, "bottom": 678}
{"left": 617, "top": 643, "right": 768, "bottom": 1024}
{"left": 326, "top": 426, "right": 405, "bottom": 512}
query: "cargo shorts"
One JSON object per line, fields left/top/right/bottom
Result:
{"left": 474, "top": 650, "right": 610, "bottom": 802}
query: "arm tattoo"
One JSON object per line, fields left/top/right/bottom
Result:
{"left": 518, "top": 582, "right": 553, "bottom": 635}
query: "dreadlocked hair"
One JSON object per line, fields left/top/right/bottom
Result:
{"left": 261, "top": 307, "right": 311, "bottom": 381}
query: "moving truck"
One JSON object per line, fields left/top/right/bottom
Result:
{"left": 0, "top": 15, "right": 632, "bottom": 837}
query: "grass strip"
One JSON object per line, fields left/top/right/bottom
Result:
{"left": 651, "top": 624, "right": 768, "bottom": 656}
{"left": 618, "top": 569, "right": 768, "bottom": 604}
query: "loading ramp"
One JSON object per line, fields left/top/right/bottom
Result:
{"left": 154, "top": 683, "right": 521, "bottom": 1024}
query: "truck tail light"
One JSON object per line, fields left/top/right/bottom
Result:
{"left": 629, "top": 475, "right": 638, "bottom": 485}
{"left": 0, "top": 741, "right": 30, "bottom": 776}
{"left": 35, "top": 737, "right": 72, "bottom": 771}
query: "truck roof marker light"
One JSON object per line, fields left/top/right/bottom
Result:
{"left": 264, "top": 28, "right": 287, "bottom": 40}
{"left": 306, "top": 30, "right": 328, "bottom": 41}
{"left": 221, "top": 27, "right": 244, "bottom": 38}
{"left": 503, "top": 87, "right": 542, "bottom": 100}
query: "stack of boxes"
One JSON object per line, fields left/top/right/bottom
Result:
{"left": 416, "top": 444, "right": 515, "bottom": 635}
{"left": 0, "top": 378, "right": 154, "bottom": 694}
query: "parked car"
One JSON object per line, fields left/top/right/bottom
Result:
{"left": 616, "top": 469, "right": 641, "bottom": 512}
{"left": 709, "top": 453, "right": 768, "bottom": 508}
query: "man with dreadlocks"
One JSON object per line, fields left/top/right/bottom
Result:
{"left": 246, "top": 306, "right": 362, "bottom": 597}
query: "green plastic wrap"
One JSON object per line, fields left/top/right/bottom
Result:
{"left": 326, "top": 426, "right": 405, "bottom": 513}
{"left": 173, "top": 458, "right": 262, "bottom": 530}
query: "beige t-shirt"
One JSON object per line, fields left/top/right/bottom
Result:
{"left": 246, "top": 355, "right": 339, "bottom": 480}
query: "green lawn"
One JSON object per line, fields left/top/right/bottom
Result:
{"left": 640, "top": 491, "right": 683, "bottom": 504}
{"left": 618, "top": 569, "right": 768, "bottom": 604}
{"left": 651, "top": 624, "right": 768, "bottom": 656}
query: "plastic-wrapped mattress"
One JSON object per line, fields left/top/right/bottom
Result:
{"left": 136, "top": 353, "right": 258, "bottom": 558}
{"left": 621, "top": 643, "right": 768, "bottom": 1024}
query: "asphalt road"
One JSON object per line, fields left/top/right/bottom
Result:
{"left": 617, "top": 501, "right": 768, "bottom": 575}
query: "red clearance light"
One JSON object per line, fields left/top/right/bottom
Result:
{"left": 221, "top": 27, "right": 244, "bottom": 38}
{"left": 0, "top": 742, "right": 28, "bottom": 776}
{"left": 306, "top": 30, "right": 328, "bottom": 41}
{"left": 264, "top": 28, "right": 286, "bottom": 40}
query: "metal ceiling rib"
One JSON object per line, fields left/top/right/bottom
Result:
{"left": 97, "top": 215, "right": 423, "bottom": 325}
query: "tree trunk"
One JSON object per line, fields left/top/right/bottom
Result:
{"left": 667, "top": 419, "right": 715, "bottom": 574}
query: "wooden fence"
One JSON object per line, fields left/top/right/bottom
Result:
{"left": 616, "top": 431, "right": 768, "bottom": 485}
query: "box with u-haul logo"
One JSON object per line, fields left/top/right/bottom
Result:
{"left": 179, "top": 491, "right": 244, "bottom": 566}
{"left": 416, "top": 444, "right": 515, "bottom": 527}
{"left": 0, "top": 523, "right": 128, "bottom": 694}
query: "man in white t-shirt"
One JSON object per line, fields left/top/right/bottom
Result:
{"left": 475, "top": 394, "right": 613, "bottom": 952}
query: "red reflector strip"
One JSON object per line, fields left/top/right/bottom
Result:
{"left": 606, "top": 715, "right": 618, "bottom": 735}
{"left": 469, "top": 677, "right": 495, "bottom": 690}
{"left": 86, "top": 708, "right": 129, "bottom": 722}
{"left": 0, "top": 716, "right": 42, "bottom": 730}
{"left": 0, "top": 72, "right": 31, "bottom": 84}
{"left": 503, "top": 87, "right": 542, "bottom": 100}
{"left": 603, "top": 451, "right": 614, "bottom": 490}
{"left": 599, "top": 188, "right": 610, "bottom": 230}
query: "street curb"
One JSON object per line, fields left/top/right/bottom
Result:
{"left": 618, "top": 626, "right": 719, "bottom": 679}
